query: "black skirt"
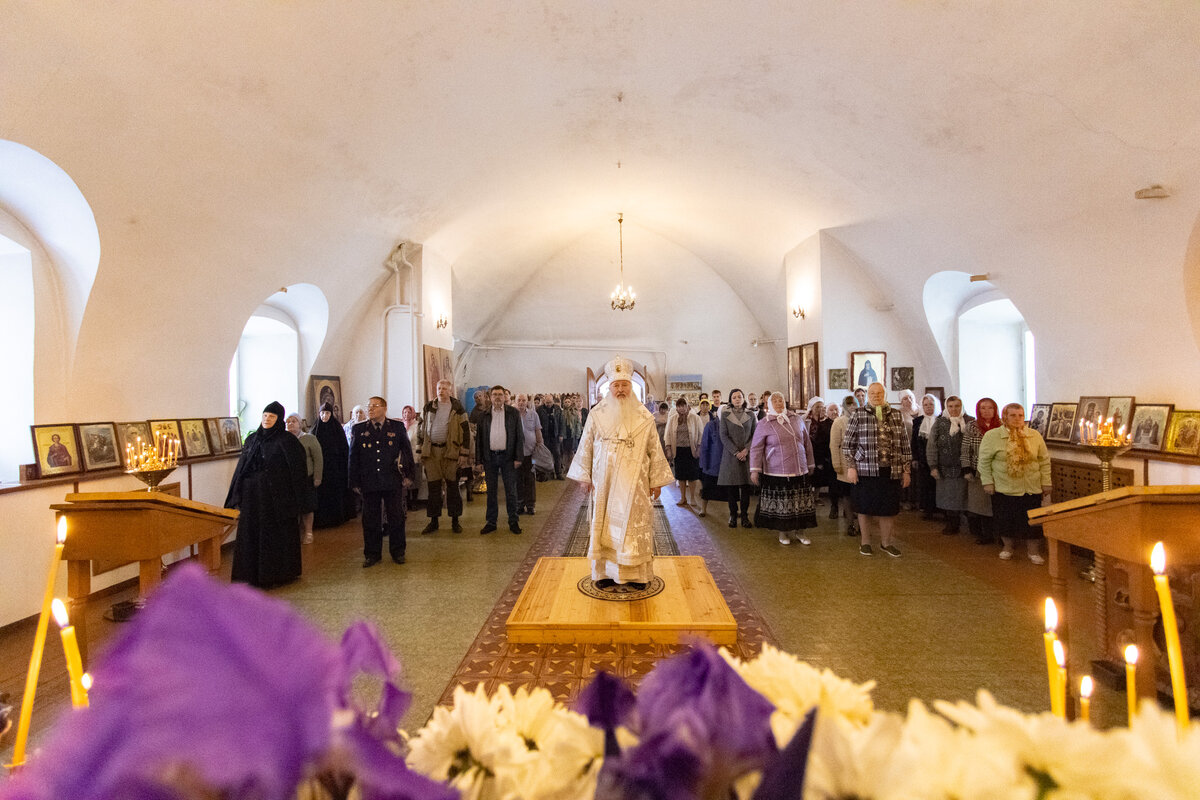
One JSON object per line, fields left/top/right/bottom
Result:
{"left": 753, "top": 474, "right": 817, "bottom": 531}
{"left": 991, "top": 492, "right": 1044, "bottom": 540}
{"left": 672, "top": 448, "right": 702, "bottom": 481}
{"left": 851, "top": 473, "right": 901, "bottom": 517}
{"left": 700, "top": 471, "right": 727, "bottom": 501}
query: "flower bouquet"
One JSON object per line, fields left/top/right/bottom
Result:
{"left": 3, "top": 565, "right": 1198, "bottom": 800}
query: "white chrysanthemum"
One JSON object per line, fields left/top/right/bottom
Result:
{"left": 406, "top": 683, "right": 532, "bottom": 800}
{"left": 802, "top": 710, "right": 908, "bottom": 800}
{"left": 889, "top": 699, "right": 1035, "bottom": 800}
{"left": 721, "top": 644, "right": 876, "bottom": 747}
{"left": 1125, "top": 702, "right": 1200, "bottom": 800}
{"left": 490, "top": 684, "right": 604, "bottom": 800}
{"left": 934, "top": 690, "right": 1154, "bottom": 799}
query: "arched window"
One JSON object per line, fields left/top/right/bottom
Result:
{"left": 0, "top": 233, "right": 34, "bottom": 483}
{"left": 958, "top": 298, "right": 1035, "bottom": 409}
{"left": 229, "top": 284, "right": 329, "bottom": 436}
{"left": 230, "top": 312, "right": 300, "bottom": 437}
{"left": 923, "top": 273, "right": 1035, "bottom": 410}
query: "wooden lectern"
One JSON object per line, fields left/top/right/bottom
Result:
{"left": 50, "top": 491, "right": 239, "bottom": 666}
{"left": 1029, "top": 485, "right": 1200, "bottom": 703}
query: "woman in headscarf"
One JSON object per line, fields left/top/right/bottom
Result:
{"left": 842, "top": 382, "right": 912, "bottom": 557}
{"left": 344, "top": 404, "right": 367, "bottom": 444}
{"left": 718, "top": 388, "right": 757, "bottom": 528}
{"left": 978, "top": 402, "right": 1052, "bottom": 564}
{"left": 285, "top": 413, "right": 323, "bottom": 544}
{"left": 927, "top": 396, "right": 973, "bottom": 535}
{"left": 828, "top": 394, "right": 860, "bottom": 538}
{"left": 806, "top": 397, "right": 833, "bottom": 514}
{"left": 224, "top": 401, "right": 308, "bottom": 588}
{"left": 911, "top": 392, "right": 941, "bottom": 520}
{"left": 960, "top": 397, "right": 1000, "bottom": 544}
{"left": 312, "top": 401, "right": 352, "bottom": 528}
{"left": 750, "top": 392, "right": 817, "bottom": 545}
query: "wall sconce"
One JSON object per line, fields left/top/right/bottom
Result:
{"left": 435, "top": 313, "right": 448, "bottom": 330}
{"left": 791, "top": 306, "right": 805, "bottom": 320}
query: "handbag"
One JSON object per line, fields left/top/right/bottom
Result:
{"left": 531, "top": 441, "right": 555, "bottom": 477}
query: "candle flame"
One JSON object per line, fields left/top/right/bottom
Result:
{"left": 51, "top": 598, "right": 70, "bottom": 628}
{"left": 1044, "top": 597, "right": 1058, "bottom": 632}
{"left": 1053, "top": 638, "right": 1066, "bottom": 667}
{"left": 57, "top": 516, "right": 67, "bottom": 544}
{"left": 1151, "top": 541, "right": 1166, "bottom": 575}
{"left": 1080, "top": 675, "right": 1094, "bottom": 698}
{"left": 1125, "top": 644, "right": 1139, "bottom": 665}
{"left": 81, "top": 673, "right": 93, "bottom": 691}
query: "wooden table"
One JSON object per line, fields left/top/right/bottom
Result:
{"left": 51, "top": 491, "right": 238, "bottom": 666}
{"left": 1029, "top": 485, "right": 1200, "bottom": 703}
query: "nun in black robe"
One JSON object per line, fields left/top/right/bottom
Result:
{"left": 224, "top": 401, "right": 308, "bottom": 588}
{"left": 312, "top": 401, "right": 352, "bottom": 527}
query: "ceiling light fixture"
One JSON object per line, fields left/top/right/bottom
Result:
{"left": 435, "top": 313, "right": 448, "bottom": 330}
{"left": 610, "top": 213, "right": 636, "bottom": 311}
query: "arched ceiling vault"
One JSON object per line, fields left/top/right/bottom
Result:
{"left": 3, "top": 3, "right": 1199, "bottom": 347}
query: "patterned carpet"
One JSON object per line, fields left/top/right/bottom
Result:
{"left": 561, "top": 504, "right": 681, "bottom": 557}
{"left": 438, "top": 483, "right": 779, "bottom": 707}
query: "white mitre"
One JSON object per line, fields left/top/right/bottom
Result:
{"left": 604, "top": 356, "right": 634, "bottom": 383}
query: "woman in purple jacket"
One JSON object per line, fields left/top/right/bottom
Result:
{"left": 749, "top": 392, "right": 817, "bottom": 545}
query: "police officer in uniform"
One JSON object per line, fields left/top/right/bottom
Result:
{"left": 349, "top": 395, "right": 415, "bottom": 567}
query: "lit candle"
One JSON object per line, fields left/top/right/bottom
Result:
{"left": 51, "top": 598, "right": 88, "bottom": 708}
{"left": 1079, "top": 675, "right": 1093, "bottom": 724}
{"left": 1053, "top": 639, "right": 1067, "bottom": 719}
{"left": 1125, "top": 644, "right": 1139, "bottom": 724}
{"left": 1151, "top": 542, "right": 1190, "bottom": 732}
{"left": 10, "top": 518, "right": 68, "bottom": 765}
{"left": 1043, "top": 598, "right": 1059, "bottom": 712}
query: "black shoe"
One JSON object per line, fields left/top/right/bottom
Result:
{"left": 510, "top": 524, "right": 523, "bottom": 535}
{"left": 627, "top": 581, "right": 648, "bottom": 591}
{"left": 392, "top": 554, "right": 406, "bottom": 564}
{"left": 421, "top": 519, "right": 439, "bottom": 534}
{"left": 526, "top": 507, "right": 535, "bottom": 516}
{"left": 828, "top": 507, "right": 839, "bottom": 519}
{"left": 729, "top": 517, "right": 738, "bottom": 528}
{"left": 451, "top": 518, "right": 462, "bottom": 533}
{"left": 741, "top": 516, "right": 753, "bottom": 529}
{"left": 362, "top": 557, "right": 381, "bottom": 568}
{"left": 595, "top": 578, "right": 616, "bottom": 589}
{"left": 480, "top": 523, "right": 497, "bottom": 535}
{"left": 975, "top": 537, "right": 995, "bottom": 545}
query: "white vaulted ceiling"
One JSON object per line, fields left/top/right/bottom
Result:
{"left": 3, "top": 2, "right": 1200, "bottom": 358}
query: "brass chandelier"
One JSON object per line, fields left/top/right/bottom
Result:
{"left": 610, "top": 213, "right": 636, "bottom": 311}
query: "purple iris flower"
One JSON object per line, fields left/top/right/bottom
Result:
{"left": 575, "top": 670, "right": 636, "bottom": 756}
{"left": 0, "top": 564, "right": 453, "bottom": 800}
{"left": 751, "top": 708, "right": 817, "bottom": 800}
{"left": 598, "top": 643, "right": 778, "bottom": 800}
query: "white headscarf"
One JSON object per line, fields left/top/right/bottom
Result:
{"left": 943, "top": 400, "right": 966, "bottom": 437}
{"left": 918, "top": 393, "right": 942, "bottom": 438}
{"left": 766, "top": 392, "right": 791, "bottom": 421}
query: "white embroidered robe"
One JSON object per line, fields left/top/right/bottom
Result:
{"left": 567, "top": 400, "right": 674, "bottom": 583}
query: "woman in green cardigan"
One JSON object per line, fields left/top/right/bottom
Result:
{"left": 978, "top": 402, "right": 1052, "bottom": 564}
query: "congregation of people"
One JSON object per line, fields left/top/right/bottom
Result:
{"left": 222, "top": 376, "right": 1052, "bottom": 589}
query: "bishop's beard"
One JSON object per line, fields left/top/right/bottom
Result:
{"left": 595, "top": 391, "right": 645, "bottom": 430}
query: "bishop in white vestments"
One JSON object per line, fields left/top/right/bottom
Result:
{"left": 568, "top": 357, "right": 674, "bottom": 589}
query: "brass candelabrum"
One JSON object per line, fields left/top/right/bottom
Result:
{"left": 1078, "top": 420, "right": 1132, "bottom": 585}
{"left": 125, "top": 433, "right": 181, "bottom": 491}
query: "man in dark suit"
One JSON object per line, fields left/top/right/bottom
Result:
{"left": 475, "top": 384, "right": 524, "bottom": 534}
{"left": 349, "top": 395, "right": 415, "bottom": 567}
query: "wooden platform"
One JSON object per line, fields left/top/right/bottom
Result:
{"left": 506, "top": 556, "right": 737, "bottom": 645}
